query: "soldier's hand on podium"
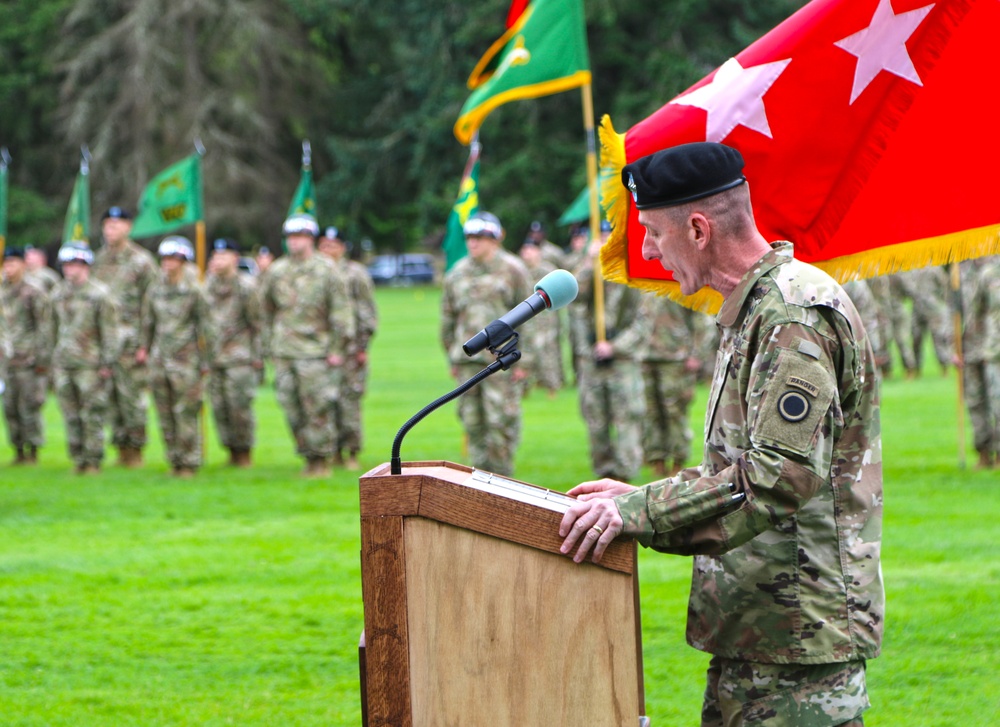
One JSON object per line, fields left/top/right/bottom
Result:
{"left": 559, "top": 478, "right": 634, "bottom": 564}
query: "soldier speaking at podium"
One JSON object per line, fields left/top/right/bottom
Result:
{"left": 559, "top": 143, "right": 883, "bottom": 727}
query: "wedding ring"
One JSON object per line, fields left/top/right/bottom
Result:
{"left": 591, "top": 525, "right": 604, "bottom": 536}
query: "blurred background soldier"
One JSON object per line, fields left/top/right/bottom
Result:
{"left": 51, "top": 242, "right": 121, "bottom": 474}
{"left": 518, "top": 238, "right": 563, "bottom": 397}
{"left": 870, "top": 273, "right": 917, "bottom": 378}
{"left": 24, "top": 245, "right": 61, "bottom": 293}
{"left": 441, "top": 211, "right": 533, "bottom": 476}
{"left": 639, "top": 293, "right": 711, "bottom": 478}
{"left": 958, "top": 256, "right": 1000, "bottom": 469}
{"left": 255, "top": 246, "right": 275, "bottom": 277}
{"left": 842, "top": 279, "right": 882, "bottom": 378}
{"left": 136, "top": 236, "right": 212, "bottom": 478}
{"left": 524, "top": 219, "right": 566, "bottom": 270}
{"left": 92, "top": 206, "right": 158, "bottom": 468}
{"left": 571, "top": 232, "right": 650, "bottom": 482}
{"left": 1, "top": 247, "right": 52, "bottom": 464}
{"left": 260, "top": 214, "right": 354, "bottom": 477}
{"left": 205, "top": 238, "right": 262, "bottom": 468}
{"left": 318, "top": 227, "right": 377, "bottom": 469}
{"left": 899, "top": 265, "right": 953, "bottom": 376}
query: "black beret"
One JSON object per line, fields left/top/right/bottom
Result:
{"left": 4, "top": 247, "right": 25, "bottom": 260}
{"left": 102, "top": 206, "right": 132, "bottom": 221}
{"left": 211, "top": 237, "right": 241, "bottom": 253}
{"left": 622, "top": 142, "right": 746, "bottom": 210}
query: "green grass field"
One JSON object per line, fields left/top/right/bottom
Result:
{"left": 1, "top": 285, "right": 997, "bottom": 725}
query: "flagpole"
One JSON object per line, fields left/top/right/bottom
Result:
{"left": 193, "top": 138, "right": 208, "bottom": 464}
{"left": 0, "top": 147, "right": 10, "bottom": 259}
{"left": 580, "top": 83, "right": 606, "bottom": 343}
{"left": 950, "top": 262, "right": 966, "bottom": 469}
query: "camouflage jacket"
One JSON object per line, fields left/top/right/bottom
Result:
{"left": 440, "top": 250, "right": 534, "bottom": 367}
{"left": 25, "top": 265, "right": 61, "bottom": 294}
{"left": 571, "top": 256, "right": 650, "bottom": 361}
{"left": 260, "top": 253, "right": 354, "bottom": 360}
{"left": 639, "top": 293, "right": 713, "bottom": 364}
{"left": 963, "top": 256, "right": 1000, "bottom": 363}
{"left": 205, "top": 272, "right": 262, "bottom": 368}
{"left": 341, "top": 259, "right": 378, "bottom": 353}
{"left": 52, "top": 278, "right": 122, "bottom": 369}
{"left": 140, "top": 277, "right": 213, "bottom": 367}
{"left": 91, "top": 240, "right": 159, "bottom": 352}
{"left": 1, "top": 278, "right": 52, "bottom": 368}
{"left": 614, "top": 243, "right": 883, "bottom": 665}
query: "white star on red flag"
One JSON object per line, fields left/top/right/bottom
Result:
{"left": 834, "top": 0, "right": 935, "bottom": 104}
{"left": 669, "top": 56, "right": 792, "bottom": 143}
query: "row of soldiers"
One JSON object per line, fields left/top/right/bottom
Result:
{"left": 0, "top": 207, "right": 378, "bottom": 476}
{"left": 443, "top": 213, "right": 1000, "bottom": 479}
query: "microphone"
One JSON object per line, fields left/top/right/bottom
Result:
{"left": 462, "top": 268, "right": 579, "bottom": 356}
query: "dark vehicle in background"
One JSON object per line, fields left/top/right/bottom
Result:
{"left": 367, "top": 253, "right": 436, "bottom": 286}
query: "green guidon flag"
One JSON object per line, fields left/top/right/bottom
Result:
{"left": 62, "top": 165, "right": 91, "bottom": 244}
{"left": 286, "top": 165, "right": 315, "bottom": 219}
{"left": 131, "top": 154, "right": 204, "bottom": 238}
{"left": 454, "top": 0, "right": 591, "bottom": 145}
{"left": 442, "top": 144, "right": 481, "bottom": 271}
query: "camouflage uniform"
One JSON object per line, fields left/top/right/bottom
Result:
{"left": 1, "top": 277, "right": 52, "bottom": 459}
{"left": 205, "top": 271, "right": 262, "bottom": 459}
{"left": 441, "top": 250, "right": 533, "bottom": 476}
{"left": 898, "top": 266, "right": 952, "bottom": 372}
{"left": 25, "top": 265, "right": 61, "bottom": 294}
{"left": 521, "top": 256, "right": 564, "bottom": 392}
{"left": 571, "top": 259, "right": 650, "bottom": 482}
{"left": 92, "top": 241, "right": 159, "bottom": 454}
{"left": 639, "top": 294, "right": 712, "bottom": 474}
{"left": 141, "top": 275, "right": 213, "bottom": 472}
{"left": 260, "top": 254, "right": 354, "bottom": 464}
{"left": 614, "top": 244, "right": 883, "bottom": 726}
{"left": 960, "top": 256, "right": 1000, "bottom": 467}
{"left": 52, "top": 278, "right": 122, "bottom": 469}
{"left": 539, "top": 239, "right": 566, "bottom": 270}
{"left": 334, "top": 258, "right": 378, "bottom": 460}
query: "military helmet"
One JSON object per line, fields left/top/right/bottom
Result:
{"left": 463, "top": 211, "right": 503, "bottom": 240}
{"left": 282, "top": 213, "right": 320, "bottom": 237}
{"left": 57, "top": 241, "right": 94, "bottom": 266}
{"left": 158, "top": 235, "right": 195, "bottom": 261}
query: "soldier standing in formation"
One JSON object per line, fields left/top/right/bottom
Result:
{"left": 136, "top": 236, "right": 212, "bottom": 478}
{"left": 639, "top": 293, "right": 711, "bottom": 478}
{"left": 91, "top": 206, "right": 159, "bottom": 468}
{"left": 205, "top": 238, "right": 262, "bottom": 468}
{"left": 958, "top": 256, "right": 1000, "bottom": 469}
{"left": 24, "top": 245, "right": 61, "bottom": 293}
{"left": 1, "top": 247, "right": 52, "bottom": 464}
{"left": 260, "top": 214, "right": 354, "bottom": 477}
{"left": 525, "top": 220, "right": 566, "bottom": 270}
{"left": 441, "top": 211, "right": 533, "bottom": 476}
{"left": 51, "top": 242, "right": 122, "bottom": 474}
{"left": 518, "top": 239, "right": 563, "bottom": 396}
{"left": 318, "top": 227, "right": 377, "bottom": 470}
{"left": 899, "top": 265, "right": 952, "bottom": 376}
{"left": 571, "top": 230, "right": 650, "bottom": 483}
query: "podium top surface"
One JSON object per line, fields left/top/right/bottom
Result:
{"left": 360, "top": 461, "right": 635, "bottom": 574}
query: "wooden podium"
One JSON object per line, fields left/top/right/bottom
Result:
{"left": 359, "top": 461, "right": 645, "bottom": 725}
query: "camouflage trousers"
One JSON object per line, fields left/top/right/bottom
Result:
{"left": 911, "top": 302, "right": 952, "bottom": 370}
{"left": 641, "top": 360, "right": 697, "bottom": 466}
{"left": 209, "top": 365, "right": 258, "bottom": 452}
{"left": 577, "top": 358, "right": 645, "bottom": 482}
{"left": 150, "top": 363, "right": 204, "bottom": 470}
{"left": 3, "top": 366, "right": 47, "bottom": 449}
{"left": 55, "top": 367, "right": 111, "bottom": 468}
{"left": 333, "top": 356, "right": 368, "bottom": 455}
{"left": 963, "top": 360, "right": 1000, "bottom": 454}
{"left": 108, "top": 350, "right": 149, "bottom": 450}
{"left": 455, "top": 362, "right": 522, "bottom": 476}
{"left": 274, "top": 358, "right": 341, "bottom": 460}
{"left": 701, "top": 657, "right": 869, "bottom": 727}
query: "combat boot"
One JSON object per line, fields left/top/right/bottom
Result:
{"left": 13, "top": 447, "right": 26, "bottom": 465}
{"left": 332, "top": 450, "right": 344, "bottom": 466}
{"left": 26, "top": 445, "right": 38, "bottom": 464}
{"left": 173, "top": 466, "right": 196, "bottom": 479}
{"left": 345, "top": 451, "right": 360, "bottom": 470}
{"left": 125, "top": 447, "right": 144, "bottom": 468}
{"left": 303, "top": 457, "right": 330, "bottom": 478}
{"left": 650, "top": 459, "right": 667, "bottom": 478}
{"left": 977, "top": 450, "right": 995, "bottom": 470}
{"left": 233, "top": 450, "right": 251, "bottom": 468}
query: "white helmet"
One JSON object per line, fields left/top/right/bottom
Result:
{"left": 158, "top": 235, "right": 195, "bottom": 261}
{"left": 57, "top": 241, "right": 94, "bottom": 266}
{"left": 282, "top": 213, "right": 320, "bottom": 237}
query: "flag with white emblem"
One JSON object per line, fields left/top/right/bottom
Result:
{"left": 599, "top": 0, "right": 1000, "bottom": 312}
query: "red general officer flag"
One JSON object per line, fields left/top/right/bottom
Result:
{"left": 599, "top": 0, "right": 1000, "bottom": 312}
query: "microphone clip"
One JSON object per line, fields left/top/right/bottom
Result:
{"left": 490, "top": 333, "right": 522, "bottom": 371}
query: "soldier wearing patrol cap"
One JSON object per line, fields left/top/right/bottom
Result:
{"left": 318, "top": 226, "right": 378, "bottom": 469}
{"left": 205, "top": 237, "right": 262, "bottom": 467}
{"left": 260, "top": 213, "right": 355, "bottom": 477}
{"left": 440, "top": 210, "right": 534, "bottom": 476}
{"left": 136, "top": 236, "right": 212, "bottom": 477}
{"left": 559, "top": 142, "right": 883, "bottom": 726}
{"left": 52, "top": 241, "right": 122, "bottom": 474}
{"left": 1, "top": 246, "right": 53, "bottom": 464}
{"left": 92, "top": 205, "right": 159, "bottom": 468}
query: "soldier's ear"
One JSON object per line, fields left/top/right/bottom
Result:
{"left": 689, "top": 213, "right": 711, "bottom": 251}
